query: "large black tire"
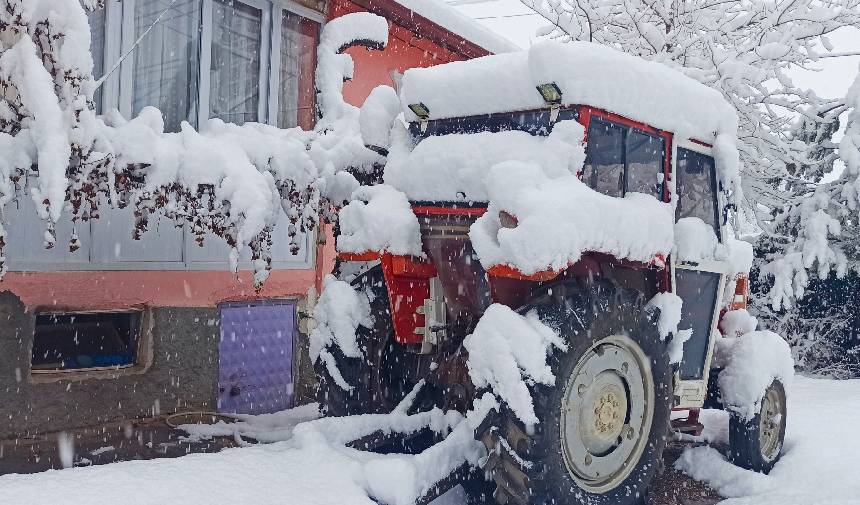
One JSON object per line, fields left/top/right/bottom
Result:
{"left": 727, "top": 379, "right": 786, "bottom": 474}
{"left": 485, "top": 279, "right": 672, "bottom": 505}
{"left": 315, "top": 265, "right": 412, "bottom": 417}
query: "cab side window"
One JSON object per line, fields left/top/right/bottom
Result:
{"left": 583, "top": 118, "right": 665, "bottom": 200}
{"left": 583, "top": 121, "right": 625, "bottom": 197}
{"left": 676, "top": 148, "right": 720, "bottom": 239}
{"left": 626, "top": 130, "right": 664, "bottom": 196}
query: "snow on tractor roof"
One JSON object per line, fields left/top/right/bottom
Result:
{"left": 400, "top": 41, "right": 737, "bottom": 144}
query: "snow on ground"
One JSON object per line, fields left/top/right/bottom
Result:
{"left": 1, "top": 377, "right": 857, "bottom": 504}
{"left": 178, "top": 403, "right": 320, "bottom": 444}
{"left": 677, "top": 376, "right": 860, "bottom": 505}
{"left": 0, "top": 393, "right": 497, "bottom": 505}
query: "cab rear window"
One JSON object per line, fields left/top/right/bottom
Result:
{"left": 583, "top": 118, "right": 665, "bottom": 200}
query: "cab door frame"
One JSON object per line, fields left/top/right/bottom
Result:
{"left": 670, "top": 138, "right": 731, "bottom": 409}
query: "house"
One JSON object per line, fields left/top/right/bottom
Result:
{"left": 0, "top": 0, "right": 516, "bottom": 441}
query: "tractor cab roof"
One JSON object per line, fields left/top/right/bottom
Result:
{"left": 400, "top": 41, "right": 737, "bottom": 144}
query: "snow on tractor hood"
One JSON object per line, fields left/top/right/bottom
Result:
{"left": 469, "top": 162, "right": 675, "bottom": 275}
{"left": 384, "top": 119, "right": 586, "bottom": 202}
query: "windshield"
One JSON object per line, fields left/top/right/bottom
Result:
{"left": 675, "top": 147, "right": 721, "bottom": 240}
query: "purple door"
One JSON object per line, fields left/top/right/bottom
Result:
{"left": 218, "top": 302, "right": 296, "bottom": 414}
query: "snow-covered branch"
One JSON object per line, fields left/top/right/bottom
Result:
{"left": 0, "top": 1, "right": 389, "bottom": 285}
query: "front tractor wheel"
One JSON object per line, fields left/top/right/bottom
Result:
{"left": 728, "top": 379, "right": 787, "bottom": 473}
{"left": 485, "top": 281, "right": 672, "bottom": 505}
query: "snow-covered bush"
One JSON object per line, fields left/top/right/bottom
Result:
{"left": 0, "top": 2, "right": 387, "bottom": 284}
{"left": 753, "top": 272, "right": 860, "bottom": 379}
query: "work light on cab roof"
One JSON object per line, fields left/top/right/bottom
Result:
{"left": 536, "top": 82, "right": 563, "bottom": 105}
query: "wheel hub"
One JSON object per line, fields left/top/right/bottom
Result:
{"left": 758, "top": 386, "right": 783, "bottom": 462}
{"left": 560, "top": 335, "right": 655, "bottom": 494}
{"left": 580, "top": 372, "right": 628, "bottom": 455}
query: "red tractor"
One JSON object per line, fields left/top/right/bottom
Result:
{"left": 315, "top": 43, "right": 789, "bottom": 505}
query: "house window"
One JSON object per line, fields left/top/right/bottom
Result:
{"left": 31, "top": 312, "right": 141, "bottom": 372}
{"left": 209, "top": 0, "right": 263, "bottom": 125}
{"left": 87, "top": 7, "right": 106, "bottom": 114}
{"left": 132, "top": 0, "right": 202, "bottom": 132}
{"left": 110, "top": 0, "right": 321, "bottom": 129}
{"left": 278, "top": 11, "right": 318, "bottom": 129}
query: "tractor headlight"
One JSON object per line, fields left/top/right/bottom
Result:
{"left": 499, "top": 211, "right": 518, "bottom": 229}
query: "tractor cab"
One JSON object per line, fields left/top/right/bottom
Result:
{"left": 396, "top": 102, "right": 731, "bottom": 407}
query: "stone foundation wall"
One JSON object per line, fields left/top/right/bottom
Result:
{"left": 0, "top": 292, "right": 220, "bottom": 439}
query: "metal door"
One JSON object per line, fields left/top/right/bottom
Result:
{"left": 217, "top": 301, "right": 296, "bottom": 414}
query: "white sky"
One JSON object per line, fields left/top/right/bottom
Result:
{"left": 446, "top": 0, "right": 860, "bottom": 102}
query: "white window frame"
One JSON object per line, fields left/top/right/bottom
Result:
{"left": 268, "top": 2, "right": 324, "bottom": 125}
{"left": 199, "top": 0, "right": 272, "bottom": 127}
{"left": 670, "top": 138, "right": 731, "bottom": 409}
{"left": 107, "top": 0, "right": 322, "bottom": 127}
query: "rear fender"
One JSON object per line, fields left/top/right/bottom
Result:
{"left": 489, "top": 253, "right": 664, "bottom": 309}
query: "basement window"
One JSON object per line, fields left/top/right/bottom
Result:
{"left": 31, "top": 312, "right": 141, "bottom": 373}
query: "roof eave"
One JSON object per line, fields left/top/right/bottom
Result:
{"left": 348, "top": 0, "right": 495, "bottom": 58}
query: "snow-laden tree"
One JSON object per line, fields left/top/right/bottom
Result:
{"left": 758, "top": 72, "right": 860, "bottom": 310}
{"left": 0, "top": 0, "right": 385, "bottom": 285}
{"left": 750, "top": 69, "right": 860, "bottom": 376}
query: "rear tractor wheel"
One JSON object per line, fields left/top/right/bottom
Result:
{"left": 482, "top": 281, "right": 672, "bottom": 505}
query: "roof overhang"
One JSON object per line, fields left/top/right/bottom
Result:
{"left": 347, "top": 0, "right": 494, "bottom": 59}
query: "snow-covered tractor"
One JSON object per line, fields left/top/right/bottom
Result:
{"left": 313, "top": 41, "right": 793, "bottom": 505}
